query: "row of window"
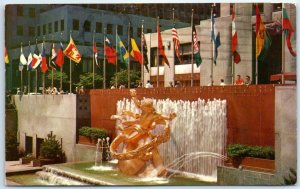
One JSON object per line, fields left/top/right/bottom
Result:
{"left": 17, "top": 6, "right": 36, "bottom": 17}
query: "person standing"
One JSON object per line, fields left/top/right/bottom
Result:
{"left": 145, "top": 80, "right": 153, "bottom": 88}
{"left": 244, "top": 75, "right": 252, "bottom": 85}
{"left": 234, "top": 75, "right": 244, "bottom": 85}
{"left": 220, "top": 79, "right": 226, "bottom": 86}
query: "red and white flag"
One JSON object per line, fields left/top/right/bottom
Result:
{"left": 157, "top": 21, "right": 170, "bottom": 67}
{"left": 63, "top": 36, "right": 81, "bottom": 63}
{"left": 172, "top": 27, "right": 183, "bottom": 64}
{"left": 232, "top": 7, "right": 241, "bottom": 64}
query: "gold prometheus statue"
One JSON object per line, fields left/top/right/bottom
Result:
{"left": 110, "top": 89, "right": 176, "bottom": 177}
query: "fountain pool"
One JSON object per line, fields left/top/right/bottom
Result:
{"left": 6, "top": 161, "right": 216, "bottom": 186}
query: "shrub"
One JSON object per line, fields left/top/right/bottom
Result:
{"left": 90, "top": 128, "right": 108, "bottom": 140}
{"left": 78, "top": 126, "right": 91, "bottom": 137}
{"left": 227, "top": 144, "right": 275, "bottom": 160}
{"left": 40, "top": 132, "right": 65, "bottom": 162}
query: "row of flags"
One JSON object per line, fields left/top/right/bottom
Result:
{"left": 5, "top": 5, "right": 296, "bottom": 72}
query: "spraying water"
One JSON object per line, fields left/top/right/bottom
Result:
{"left": 116, "top": 98, "right": 227, "bottom": 180}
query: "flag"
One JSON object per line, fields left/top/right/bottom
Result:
{"left": 64, "top": 36, "right": 81, "bottom": 63}
{"left": 104, "top": 36, "right": 116, "bottom": 64}
{"left": 27, "top": 47, "right": 33, "bottom": 71}
{"left": 172, "top": 26, "right": 183, "bottom": 64}
{"left": 19, "top": 62, "right": 24, "bottom": 71}
{"left": 20, "top": 46, "right": 27, "bottom": 65}
{"left": 93, "top": 42, "right": 99, "bottom": 67}
{"left": 41, "top": 43, "right": 48, "bottom": 73}
{"left": 5, "top": 47, "right": 9, "bottom": 64}
{"left": 56, "top": 42, "right": 64, "bottom": 66}
{"left": 32, "top": 44, "right": 42, "bottom": 69}
{"left": 192, "top": 24, "right": 202, "bottom": 67}
{"left": 141, "top": 32, "right": 149, "bottom": 72}
{"left": 130, "top": 38, "right": 143, "bottom": 64}
{"left": 116, "top": 35, "right": 129, "bottom": 65}
{"left": 282, "top": 6, "right": 296, "bottom": 57}
{"left": 256, "top": 4, "right": 272, "bottom": 62}
{"left": 157, "top": 22, "right": 170, "bottom": 67}
{"left": 50, "top": 43, "right": 58, "bottom": 69}
{"left": 232, "top": 7, "right": 241, "bottom": 63}
{"left": 211, "top": 12, "right": 221, "bottom": 65}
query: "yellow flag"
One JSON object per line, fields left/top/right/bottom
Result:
{"left": 5, "top": 47, "right": 9, "bottom": 64}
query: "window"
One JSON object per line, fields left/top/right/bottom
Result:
{"left": 107, "top": 24, "right": 113, "bottom": 34}
{"left": 48, "top": 23, "right": 52, "bottom": 34}
{"left": 17, "top": 25, "right": 23, "bottom": 36}
{"left": 54, "top": 21, "right": 58, "bottom": 32}
{"left": 73, "top": 19, "right": 79, "bottom": 31}
{"left": 146, "top": 29, "right": 152, "bottom": 33}
{"left": 83, "top": 20, "right": 91, "bottom": 32}
{"left": 29, "top": 8, "right": 35, "bottom": 17}
{"left": 17, "top": 6, "right": 23, "bottom": 16}
{"left": 117, "top": 25, "right": 123, "bottom": 35}
{"left": 96, "top": 22, "right": 102, "bottom": 33}
{"left": 28, "top": 26, "right": 35, "bottom": 36}
{"left": 61, "top": 19, "right": 64, "bottom": 31}
{"left": 37, "top": 26, "right": 40, "bottom": 36}
{"left": 43, "top": 24, "right": 46, "bottom": 35}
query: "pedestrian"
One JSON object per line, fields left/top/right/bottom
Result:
{"left": 234, "top": 75, "right": 244, "bottom": 85}
{"left": 220, "top": 79, "right": 226, "bottom": 86}
{"left": 244, "top": 75, "right": 252, "bottom": 85}
{"left": 145, "top": 80, "right": 153, "bottom": 88}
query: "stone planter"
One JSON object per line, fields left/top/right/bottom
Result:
{"left": 19, "top": 157, "right": 34, "bottom": 164}
{"left": 241, "top": 157, "right": 275, "bottom": 172}
{"left": 78, "top": 135, "right": 94, "bottom": 146}
{"left": 31, "top": 159, "right": 59, "bottom": 167}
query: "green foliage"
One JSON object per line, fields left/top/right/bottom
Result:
{"left": 74, "top": 72, "right": 103, "bottom": 89}
{"left": 78, "top": 126, "right": 91, "bottom": 137}
{"left": 90, "top": 128, "right": 108, "bottom": 140}
{"left": 283, "top": 168, "right": 297, "bottom": 185}
{"left": 39, "top": 132, "right": 65, "bottom": 161}
{"left": 110, "top": 69, "right": 141, "bottom": 88}
{"left": 227, "top": 144, "right": 275, "bottom": 160}
{"left": 5, "top": 129, "right": 19, "bottom": 161}
{"left": 46, "top": 70, "right": 68, "bottom": 83}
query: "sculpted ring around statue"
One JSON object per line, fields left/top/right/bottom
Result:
{"left": 110, "top": 89, "right": 176, "bottom": 177}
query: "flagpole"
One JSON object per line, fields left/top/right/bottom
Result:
{"left": 255, "top": 4, "right": 258, "bottom": 85}
{"left": 128, "top": 22, "right": 131, "bottom": 89}
{"left": 42, "top": 39, "right": 45, "bottom": 93}
{"left": 103, "top": 28, "right": 106, "bottom": 89}
{"left": 211, "top": 7, "right": 214, "bottom": 86}
{"left": 156, "top": 16, "right": 159, "bottom": 88}
{"left": 281, "top": 3, "right": 285, "bottom": 84}
{"left": 191, "top": 9, "right": 194, "bottom": 87}
{"left": 69, "top": 31, "right": 72, "bottom": 93}
{"left": 141, "top": 20, "right": 144, "bottom": 88}
{"left": 60, "top": 33, "right": 63, "bottom": 90}
{"left": 172, "top": 8, "right": 176, "bottom": 86}
{"left": 20, "top": 43, "right": 23, "bottom": 92}
{"left": 28, "top": 41, "right": 31, "bottom": 94}
{"left": 232, "top": 6, "right": 235, "bottom": 85}
{"left": 35, "top": 39, "right": 38, "bottom": 94}
{"left": 115, "top": 27, "right": 118, "bottom": 88}
{"left": 93, "top": 30, "right": 95, "bottom": 89}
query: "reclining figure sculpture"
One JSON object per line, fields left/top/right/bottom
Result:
{"left": 110, "top": 89, "right": 176, "bottom": 177}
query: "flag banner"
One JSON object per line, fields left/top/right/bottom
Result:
{"left": 192, "top": 24, "right": 202, "bottom": 67}
{"left": 116, "top": 35, "right": 129, "bottom": 65}
{"left": 282, "top": 7, "right": 296, "bottom": 57}
{"left": 63, "top": 37, "right": 81, "bottom": 63}
{"left": 27, "top": 48, "right": 33, "bottom": 71}
{"left": 20, "top": 46, "right": 27, "bottom": 65}
{"left": 105, "top": 46, "right": 117, "bottom": 64}
{"left": 32, "top": 44, "right": 42, "bottom": 69}
{"left": 211, "top": 13, "right": 221, "bottom": 65}
{"left": 130, "top": 38, "right": 143, "bottom": 64}
{"left": 157, "top": 22, "right": 170, "bottom": 67}
{"left": 93, "top": 42, "right": 99, "bottom": 67}
{"left": 142, "top": 33, "right": 149, "bottom": 72}
{"left": 19, "top": 62, "right": 24, "bottom": 71}
{"left": 5, "top": 47, "right": 9, "bottom": 64}
{"left": 232, "top": 7, "right": 241, "bottom": 64}
{"left": 256, "top": 4, "right": 272, "bottom": 62}
{"left": 50, "top": 43, "right": 58, "bottom": 70}
{"left": 56, "top": 42, "right": 65, "bottom": 66}
{"left": 41, "top": 43, "right": 48, "bottom": 73}
{"left": 172, "top": 26, "right": 183, "bottom": 64}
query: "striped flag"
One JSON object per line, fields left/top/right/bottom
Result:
{"left": 41, "top": 43, "right": 48, "bottom": 73}
{"left": 232, "top": 6, "right": 241, "bottom": 63}
{"left": 192, "top": 24, "right": 202, "bottom": 67}
{"left": 130, "top": 38, "right": 143, "bottom": 64}
{"left": 50, "top": 43, "right": 58, "bottom": 70}
{"left": 282, "top": 5, "right": 296, "bottom": 57}
{"left": 27, "top": 46, "right": 33, "bottom": 71}
{"left": 172, "top": 26, "right": 182, "bottom": 64}
{"left": 141, "top": 32, "right": 149, "bottom": 72}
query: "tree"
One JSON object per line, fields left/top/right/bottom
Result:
{"left": 74, "top": 72, "right": 103, "bottom": 89}
{"left": 110, "top": 69, "right": 141, "bottom": 88}
{"left": 46, "top": 70, "right": 68, "bottom": 87}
